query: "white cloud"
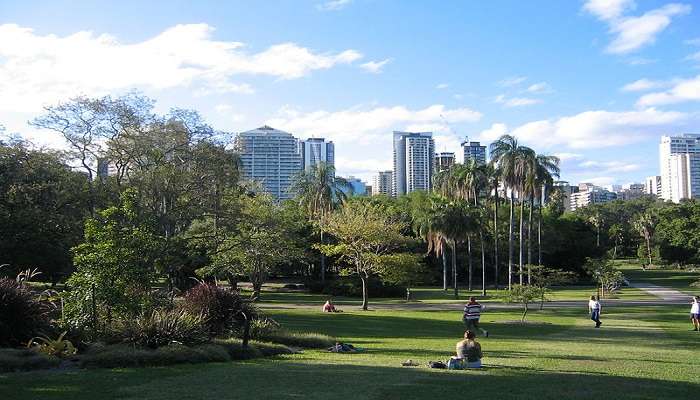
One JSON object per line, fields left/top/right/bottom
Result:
{"left": 578, "top": 160, "right": 641, "bottom": 173}
{"left": 583, "top": 0, "right": 635, "bottom": 21}
{"left": 0, "top": 23, "right": 364, "bottom": 112}
{"left": 583, "top": 1, "right": 692, "bottom": 54}
{"left": 685, "top": 51, "right": 700, "bottom": 63}
{"left": 637, "top": 75, "right": 700, "bottom": 106}
{"left": 266, "top": 104, "right": 482, "bottom": 145}
{"left": 317, "top": 0, "right": 352, "bottom": 11}
{"left": 436, "top": 83, "right": 449, "bottom": 89}
{"left": 497, "top": 76, "right": 527, "bottom": 87}
{"left": 625, "top": 57, "right": 658, "bottom": 65}
{"left": 360, "top": 58, "right": 391, "bottom": 74}
{"left": 526, "top": 82, "right": 553, "bottom": 94}
{"left": 686, "top": 38, "right": 700, "bottom": 46}
{"left": 554, "top": 152, "right": 584, "bottom": 161}
{"left": 494, "top": 94, "right": 541, "bottom": 107}
{"left": 477, "top": 108, "right": 687, "bottom": 149}
{"left": 621, "top": 78, "right": 678, "bottom": 92}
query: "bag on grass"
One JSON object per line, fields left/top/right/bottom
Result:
{"left": 447, "top": 357, "right": 465, "bottom": 370}
{"left": 429, "top": 361, "right": 447, "bottom": 369}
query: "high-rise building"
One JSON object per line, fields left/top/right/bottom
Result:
{"left": 235, "top": 125, "right": 301, "bottom": 200}
{"left": 342, "top": 176, "right": 367, "bottom": 196}
{"left": 299, "top": 138, "right": 334, "bottom": 171}
{"left": 620, "top": 183, "right": 646, "bottom": 201}
{"left": 645, "top": 175, "right": 662, "bottom": 198}
{"left": 578, "top": 182, "right": 596, "bottom": 192}
{"left": 434, "top": 152, "right": 455, "bottom": 172}
{"left": 659, "top": 134, "right": 700, "bottom": 202}
{"left": 552, "top": 181, "right": 578, "bottom": 211}
{"left": 96, "top": 158, "right": 118, "bottom": 180}
{"left": 461, "top": 138, "right": 487, "bottom": 165}
{"left": 393, "top": 131, "right": 435, "bottom": 196}
{"left": 372, "top": 171, "right": 393, "bottom": 196}
{"left": 569, "top": 188, "right": 617, "bottom": 211}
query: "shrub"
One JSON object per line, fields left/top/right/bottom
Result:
{"left": 26, "top": 331, "right": 77, "bottom": 358}
{"left": 306, "top": 277, "right": 405, "bottom": 298}
{"left": 248, "top": 316, "right": 281, "bottom": 339}
{"left": 0, "top": 278, "right": 50, "bottom": 347}
{"left": 80, "top": 343, "right": 231, "bottom": 368}
{"left": 0, "top": 348, "right": 59, "bottom": 372}
{"left": 212, "top": 338, "right": 294, "bottom": 359}
{"left": 182, "top": 283, "right": 257, "bottom": 336}
{"left": 256, "top": 330, "right": 336, "bottom": 349}
{"left": 109, "top": 309, "right": 209, "bottom": 348}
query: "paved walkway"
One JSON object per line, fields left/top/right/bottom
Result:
{"left": 628, "top": 282, "right": 691, "bottom": 301}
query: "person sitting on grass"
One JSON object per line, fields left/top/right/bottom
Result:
{"left": 455, "top": 330, "right": 483, "bottom": 369}
{"left": 463, "top": 296, "right": 489, "bottom": 337}
{"left": 690, "top": 296, "right": 699, "bottom": 332}
{"left": 589, "top": 295, "right": 602, "bottom": 328}
{"left": 328, "top": 342, "right": 361, "bottom": 353}
{"left": 322, "top": 298, "right": 342, "bottom": 313}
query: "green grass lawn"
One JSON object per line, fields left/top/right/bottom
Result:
{"left": 617, "top": 260, "right": 700, "bottom": 296}
{"left": 2, "top": 305, "right": 698, "bottom": 400}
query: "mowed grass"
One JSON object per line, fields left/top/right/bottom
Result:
{"left": 618, "top": 261, "right": 700, "bottom": 296}
{"left": 2, "top": 305, "right": 698, "bottom": 400}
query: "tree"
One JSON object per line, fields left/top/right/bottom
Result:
{"left": 588, "top": 210, "right": 604, "bottom": 248}
{"left": 584, "top": 257, "right": 625, "bottom": 299}
{"left": 530, "top": 265, "right": 576, "bottom": 309}
{"left": 634, "top": 211, "right": 658, "bottom": 266}
{"left": 528, "top": 154, "right": 560, "bottom": 280}
{"left": 290, "top": 162, "right": 350, "bottom": 283}
{"left": 484, "top": 163, "right": 501, "bottom": 289}
{"left": 608, "top": 224, "right": 624, "bottom": 259}
{"left": 318, "top": 200, "right": 415, "bottom": 310}
{"left": 204, "top": 193, "right": 302, "bottom": 300}
{"left": 64, "top": 190, "right": 161, "bottom": 334}
{"left": 506, "top": 284, "right": 541, "bottom": 322}
{"left": 409, "top": 191, "right": 450, "bottom": 291}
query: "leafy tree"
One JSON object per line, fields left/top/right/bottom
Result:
{"left": 318, "top": 200, "right": 415, "bottom": 310}
{"left": 583, "top": 257, "right": 624, "bottom": 298}
{"left": 64, "top": 190, "right": 161, "bottom": 334}
{"left": 530, "top": 265, "right": 576, "bottom": 309}
{"left": 634, "top": 211, "right": 658, "bottom": 266}
{"left": 506, "top": 284, "right": 541, "bottom": 322}
{"left": 608, "top": 224, "right": 624, "bottom": 259}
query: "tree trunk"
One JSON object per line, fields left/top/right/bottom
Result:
{"left": 252, "top": 281, "right": 262, "bottom": 301}
{"left": 494, "top": 187, "right": 499, "bottom": 290}
{"left": 467, "top": 235, "right": 473, "bottom": 291}
{"left": 480, "top": 231, "right": 486, "bottom": 296}
{"left": 519, "top": 195, "right": 525, "bottom": 285}
{"left": 527, "top": 196, "right": 534, "bottom": 284}
{"left": 361, "top": 275, "right": 369, "bottom": 310}
{"left": 521, "top": 302, "right": 529, "bottom": 322}
{"left": 442, "top": 248, "right": 448, "bottom": 291}
{"left": 320, "top": 230, "right": 326, "bottom": 283}
{"left": 537, "top": 205, "right": 542, "bottom": 266}
{"left": 596, "top": 226, "right": 600, "bottom": 248}
{"left": 508, "top": 191, "right": 515, "bottom": 290}
{"left": 452, "top": 239, "right": 459, "bottom": 298}
{"left": 646, "top": 236, "right": 652, "bottom": 266}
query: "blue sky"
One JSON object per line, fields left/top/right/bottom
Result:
{"left": 1, "top": 0, "right": 699, "bottom": 185}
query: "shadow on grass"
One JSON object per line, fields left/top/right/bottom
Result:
{"left": 2, "top": 360, "right": 698, "bottom": 400}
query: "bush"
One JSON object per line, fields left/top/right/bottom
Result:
{"left": 0, "top": 278, "right": 50, "bottom": 347}
{"left": 0, "top": 348, "right": 59, "bottom": 372}
{"left": 257, "top": 330, "right": 336, "bottom": 349}
{"left": 212, "top": 338, "right": 294, "bottom": 359}
{"left": 182, "top": 283, "right": 257, "bottom": 336}
{"left": 80, "top": 343, "right": 231, "bottom": 368}
{"left": 108, "top": 309, "right": 209, "bottom": 348}
{"left": 248, "top": 316, "right": 281, "bottom": 339}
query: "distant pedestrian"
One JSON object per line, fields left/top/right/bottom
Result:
{"left": 690, "top": 296, "right": 699, "bottom": 332}
{"left": 589, "top": 295, "right": 602, "bottom": 328}
{"left": 463, "top": 296, "right": 488, "bottom": 337}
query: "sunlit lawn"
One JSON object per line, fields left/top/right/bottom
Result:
{"left": 2, "top": 305, "right": 698, "bottom": 400}
{"left": 617, "top": 260, "right": 700, "bottom": 295}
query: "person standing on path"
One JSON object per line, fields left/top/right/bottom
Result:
{"left": 690, "top": 296, "right": 700, "bottom": 331}
{"left": 589, "top": 295, "right": 602, "bottom": 328}
{"left": 463, "top": 297, "right": 488, "bottom": 337}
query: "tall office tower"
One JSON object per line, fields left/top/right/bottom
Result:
{"left": 392, "top": 131, "right": 435, "bottom": 196}
{"left": 461, "top": 138, "right": 487, "bottom": 165}
{"left": 235, "top": 126, "right": 302, "bottom": 200}
{"left": 645, "top": 175, "right": 662, "bottom": 198}
{"left": 620, "top": 183, "right": 646, "bottom": 201}
{"left": 435, "top": 152, "right": 455, "bottom": 172}
{"left": 342, "top": 176, "right": 367, "bottom": 196}
{"left": 372, "top": 171, "right": 393, "bottom": 196}
{"left": 659, "top": 134, "right": 700, "bottom": 202}
{"left": 299, "top": 138, "right": 334, "bottom": 171}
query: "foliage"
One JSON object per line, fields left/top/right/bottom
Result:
{"left": 0, "top": 278, "right": 50, "bottom": 347}
{"left": 80, "top": 343, "right": 231, "bottom": 368}
{"left": 584, "top": 258, "right": 625, "bottom": 298}
{"left": 317, "top": 199, "right": 415, "bottom": 310}
{"left": 529, "top": 265, "right": 576, "bottom": 309}
{"left": 26, "top": 331, "right": 77, "bottom": 358}
{"left": 305, "top": 276, "right": 407, "bottom": 298}
{"left": 0, "top": 348, "right": 59, "bottom": 372}
{"left": 254, "top": 330, "right": 336, "bottom": 349}
{"left": 108, "top": 309, "right": 209, "bottom": 349}
{"left": 63, "top": 190, "right": 161, "bottom": 334}
{"left": 181, "top": 282, "right": 257, "bottom": 336}
{"left": 505, "top": 284, "right": 542, "bottom": 322}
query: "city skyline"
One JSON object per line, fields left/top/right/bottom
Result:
{"left": 1, "top": 1, "right": 699, "bottom": 185}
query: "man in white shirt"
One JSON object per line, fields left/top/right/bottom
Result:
{"left": 588, "top": 295, "right": 602, "bottom": 328}
{"left": 690, "top": 296, "right": 699, "bottom": 332}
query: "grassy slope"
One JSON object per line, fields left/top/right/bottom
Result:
{"left": 617, "top": 261, "right": 700, "bottom": 296}
{"left": 2, "top": 305, "right": 698, "bottom": 400}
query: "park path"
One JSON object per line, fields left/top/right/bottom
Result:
{"left": 628, "top": 282, "right": 691, "bottom": 301}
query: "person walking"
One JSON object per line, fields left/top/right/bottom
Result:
{"left": 463, "top": 297, "right": 488, "bottom": 337}
{"left": 690, "top": 296, "right": 700, "bottom": 332}
{"left": 589, "top": 295, "right": 602, "bottom": 328}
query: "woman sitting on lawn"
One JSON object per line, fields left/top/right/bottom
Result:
{"left": 455, "top": 330, "right": 483, "bottom": 368}
{"left": 322, "top": 298, "right": 341, "bottom": 313}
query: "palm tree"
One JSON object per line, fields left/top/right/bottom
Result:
{"left": 484, "top": 162, "right": 501, "bottom": 289}
{"left": 490, "top": 135, "right": 534, "bottom": 289}
{"left": 411, "top": 191, "right": 449, "bottom": 291}
{"left": 525, "top": 154, "right": 560, "bottom": 282}
{"left": 634, "top": 211, "right": 658, "bottom": 266}
{"left": 535, "top": 156, "right": 560, "bottom": 267}
{"left": 290, "top": 162, "right": 350, "bottom": 283}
